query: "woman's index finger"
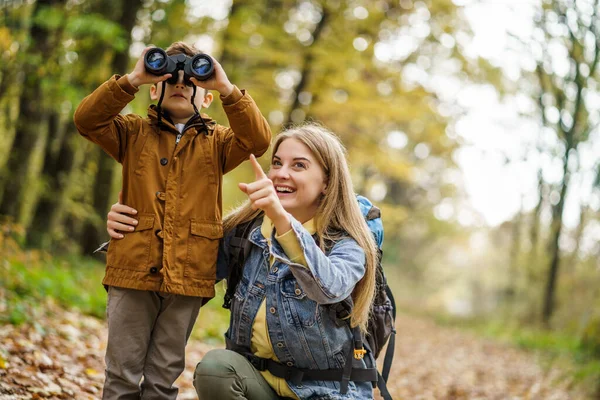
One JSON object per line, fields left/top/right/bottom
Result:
{"left": 249, "top": 154, "right": 267, "bottom": 180}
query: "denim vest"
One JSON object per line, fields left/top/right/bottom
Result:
{"left": 217, "top": 216, "right": 374, "bottom": 399}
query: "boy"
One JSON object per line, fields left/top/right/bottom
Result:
{"left": 73, "top": 42, "right": 271, "bottom": 399}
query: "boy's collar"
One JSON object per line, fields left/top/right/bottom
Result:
{"left": 147, "top": 105, "right": 216, "bottom": 134}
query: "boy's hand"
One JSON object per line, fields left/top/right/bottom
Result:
{"left": 239, "top": 155, "right": 291, "bottom": 234}
{"left": 127, "top": 47, "right": 172, "bottom": 89}
{"left": 190, "top": 56, "right": 234, "bottom": 97}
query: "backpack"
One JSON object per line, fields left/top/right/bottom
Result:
{"left": 223, "top": 195, "right": 396, "bottom": 400}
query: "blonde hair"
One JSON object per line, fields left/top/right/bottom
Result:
{"left": 223, "top": 123, "right": 377, "bottom": 332}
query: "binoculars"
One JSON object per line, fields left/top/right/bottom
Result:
{"left": 144, "top": 48, "right": 214, "bottom": 84}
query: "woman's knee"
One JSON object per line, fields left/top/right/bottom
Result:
{"left": 194, "top": 349, "right": 239, "bottom": 378}
{"left": 193, "top": 349, "right": 245, "bottom": 398}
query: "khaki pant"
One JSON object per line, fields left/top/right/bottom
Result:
{"left": 102, "top": 286, "right": 203, "bottom": 400}
{"left": 194, "top": 349, "right": 283, "bottom": 400}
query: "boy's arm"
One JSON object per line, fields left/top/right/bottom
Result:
{"left": 73, "top": 74, "right": 140, "bottom": 163}
{"left": 189, "top": 56, "right": 271, "bottom": 173}
{"left": 219, "top": 87, "right": 272, "bottom": 173}
{"left": 74, "top": 47, "right": 171, "bottom": 162}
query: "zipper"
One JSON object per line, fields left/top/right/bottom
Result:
{"left": 174, "top": 113, "right": 200, "bottom": 148}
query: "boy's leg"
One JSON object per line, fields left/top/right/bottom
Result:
{"left": 140, "top": 292, "right": 203, "bottom": 400}
{"left": 103, "top": 287, "right": 161, "bottom": 400}
{"left": 193, "top": 349, "right": 281, "bottom": 400}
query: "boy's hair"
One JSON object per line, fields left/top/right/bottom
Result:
{"left": 166, "top": 41, "right": 202, "bottom": 57}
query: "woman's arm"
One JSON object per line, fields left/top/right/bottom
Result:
{"left": 270, "top": 218, "right": 366, "bottom": 305}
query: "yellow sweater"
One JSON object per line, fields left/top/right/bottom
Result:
{"left": 250, "top": 216, "right": 315, "bottom": 399}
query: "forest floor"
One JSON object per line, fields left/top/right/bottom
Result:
{"left": 0, "top": 301, "right": 593, "bottom": 400}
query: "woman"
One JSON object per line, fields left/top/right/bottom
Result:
{"left": 106, "top": 123, "right": 379, "bottom": 399}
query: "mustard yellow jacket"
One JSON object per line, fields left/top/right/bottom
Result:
{"left": 74, "top": 74, "right": 271, "bottom": 298}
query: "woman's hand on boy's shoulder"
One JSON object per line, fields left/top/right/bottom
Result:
{"left": 107, "top": 192, "right": 139, "bottom": 239}
{"left": 190, "top": 56, "right": 234, "bottom": 98}
{"left": 127, "top": 47, "right": 172, "bottom": 89}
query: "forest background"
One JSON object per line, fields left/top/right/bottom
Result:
{"left": 1, "top": 0, "right": 600, "bottom": 397}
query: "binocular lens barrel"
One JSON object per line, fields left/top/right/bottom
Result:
{"left": 144, "top": 48, "right": 169, "bottom": 75}
{"left": 189, "top": 54, "right": 214, "bottom": 81}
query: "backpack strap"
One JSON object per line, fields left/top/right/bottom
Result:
{"left": 226, "top": 335, "right": 378, "bottom": 388}
{"left": 222, "top": 216, "right": 262, "bottom": 309}
{"left": 381, "top": 284, "right": 396, "bottom": 383}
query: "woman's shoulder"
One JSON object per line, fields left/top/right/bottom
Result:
{"left": 224, "top": 214, "right": 264, "bottom": 242}
{"left": 321, "top": 230, "right": 362, "bottom": 252}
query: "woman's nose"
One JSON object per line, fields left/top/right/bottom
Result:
{"left": 272, "top": 166, "right": 290, "bottom": 179}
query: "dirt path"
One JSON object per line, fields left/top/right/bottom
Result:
{"left": 0, "top": 305, "right": 590, "bottom": 399}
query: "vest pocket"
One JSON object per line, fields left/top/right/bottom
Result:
{"left": 107, "top": 214, "right": 155, "bottom": 271}
{"left": 185, "top": 219, "right": 223, "bottom": 279}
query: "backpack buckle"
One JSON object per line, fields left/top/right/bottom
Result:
{"left": 354, "top": 348, "right": 367, "bottom": 360}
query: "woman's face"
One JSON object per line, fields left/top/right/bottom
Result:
{"left": 268, "top": 138, "right": 327, "bottom": 223}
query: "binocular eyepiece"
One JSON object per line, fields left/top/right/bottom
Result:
{"left": 144, "top": 48, "right": 214, "bottom": 84}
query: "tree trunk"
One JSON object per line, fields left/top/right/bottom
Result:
{"left": 507, "top": 198, "right": 523, "bottom": 304}
{"left": 542, "top": 147, "right": 572, "bottom": 324}
{"left": 0, "top": 5, "right": 29, "bottom": 173}
{"left": 27, "top": 110, "right": 74, "bottom": 247}
{"left": 529, "top": 169, "right": 544, "bottom": 259}
{"left": 283, "top": 7, "right": 330, "bottom": 127}
{"left": 0, "top": 0, "right": 66, "bottom": 222}
{"left": 79, "top": 0, "right": 143, "bottom": 254}
{"left": 565, "top": 203, "right": 587, "bottom": 274}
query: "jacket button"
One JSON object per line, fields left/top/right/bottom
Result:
{"left": 150, "top": 266, "right": 158, "bottom": 274}
{"left": 286, "top": 361, "right": 293, "bottom": 367}
{"left": 276, "top": 342, "right": 284, "bottom": 348}
{"left": 295, "top": 289, "right": 302, "bottom": 295}
{"left": 269, "top": 307, "right": 276, "bottom": 314}
{"left": 160, "top": 157, "right": 168, "bottom": 166}
{"left": 272, "top": 267, "right": 278, "bottom": 273}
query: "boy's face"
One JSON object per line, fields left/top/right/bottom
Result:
{"left": 150, "top": 69, "right": 213, "bottom": 124}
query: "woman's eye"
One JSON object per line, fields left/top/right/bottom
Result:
{"left": 272, "top": 160, "right": 282, "bottom": 167}
{"left": 294, "top": 162, "right": 306, "bottom": 169}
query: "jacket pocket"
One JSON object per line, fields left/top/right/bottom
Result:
{"left": 186, "top": 219, "right": 223, "bottom": 279}
{"left": 281, "top": 277, "right": 317, "bottom": 327}
{"left": 107, "top": 213, "right": 155, "bottom": 271}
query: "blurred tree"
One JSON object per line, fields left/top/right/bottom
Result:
{"left": 24, "top": 0, "right": 138, "bottom": 249}
{"left": 0, "top": 2, "right": 31, "bottom": 173}
{"left": 78, "top": 0, "right": 144, "bottom": 254}
{"left": 526, "top": 0, "right": 600, "bottom": 324}
{"left": 0, "top": 0, "right": 67, "bottom": 221}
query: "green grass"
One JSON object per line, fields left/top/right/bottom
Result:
{"left": 1, "top": 253, "right": 107, "bottom": 324}
{"left": 191, "top": 283, "right": 231, "bottom": 345}
{"left": 0, "top": 251, "right": 231, "bottom": 344}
